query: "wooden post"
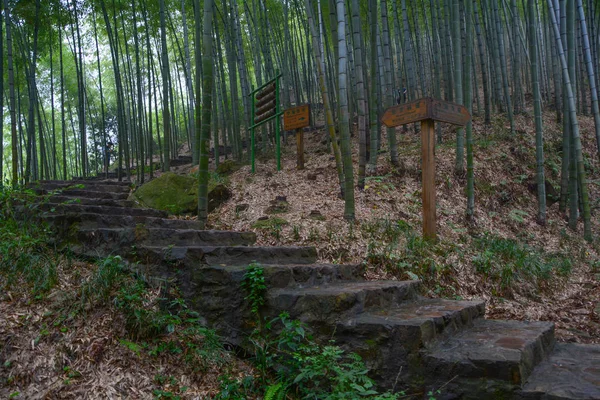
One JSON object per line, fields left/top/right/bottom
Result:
{"left": 296, "top": 128, "right": 304, "bottom": 169}
{"left": 381, "top": 97, "right": 470, "bottom": 241}
{"left": 421, "top": 119, "right": 436, "bottom": 241}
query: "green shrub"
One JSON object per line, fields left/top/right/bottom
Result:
{"left": 237, "top": 263, "right": 403, "bottom": 399}
{"left": 472, "top": 234, "right": 572, "bottom": 288}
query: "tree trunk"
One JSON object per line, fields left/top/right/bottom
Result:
{"left": 197, "top": 0, "right": 215, "bottom": 227}
{"left": 336, "top": 0, "right": 355, "bottom": 220}
{"left": 160, "top": 0, "right": 171, "bottom": 172}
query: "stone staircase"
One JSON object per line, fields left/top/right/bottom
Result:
{"left": 30, "top": 179, "right": 600, "bottom": 399}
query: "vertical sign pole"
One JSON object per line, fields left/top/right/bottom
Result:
{"left": 275, "top": 70, "right": 281, "bottom": 171}
{"left": 250, "top": 86, "right": 255, "bottom": 174}
{"left": 421, "top": 119, "right": 437, "bottom": 241}
{"left": 296, "top": 128, "right": 304, "bottom": 169}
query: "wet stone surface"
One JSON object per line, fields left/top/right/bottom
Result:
{"left": 427, "top": 319, "right": 555, "bottom": 385}
{"left": 519, "top": 343, "right": 600, "bottom": 400}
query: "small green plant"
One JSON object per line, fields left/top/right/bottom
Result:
{"left": 308, "top": 227, "right": 320, "bottom": 241}
{"left": 292, "top": 224, "right": 301, "bottom": 241}
{"left": 509, "top": 208, "right": 529, "bottom": 223}
{"left": 214, "top": 375, "right": 257, "bottom": 400}
{"left": 79, "top": 255, "right": 124, "bottom": 307}
{"left": 472, "top": 234, "right": 572, "bottom": 289}
{"left": 264, "top": 382, "right": 287, "bottom": 400}
{"left": 152, "top": 389, "right": 181, "bottom": 400}
{"left": 251, "top": 313, "right": 402, "bottom": 399}
{"left": 242, "top": 262, "right": 267, "bottom": 315}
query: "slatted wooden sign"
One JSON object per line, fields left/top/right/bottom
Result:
{"left": 382, "top": 97, "right": 471, "bottom": 241}
{"left": 255, "top": 84, "right": 277, "bottom": 124}
{"left": 249, "top": 71, "right": 282, "bottom": 173}
{"left": 381, "top": 97, "right": 470, "bottom": 128}
{"left": 283, "top": 104, "right": 310, "bottom": 131}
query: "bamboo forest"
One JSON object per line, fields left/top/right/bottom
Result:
{"left": 0, "top": 0, "right": 600, "bottom": 398}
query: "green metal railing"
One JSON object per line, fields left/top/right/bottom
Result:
{"left": 249, "top": 70, "right": 282, "bottom": 173}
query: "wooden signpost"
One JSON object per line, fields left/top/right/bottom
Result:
{"left": 382, "top": 97, "right": 471, "bottom": 241}
{"left": 283, "top": 104, "right": 310, "bottom": 169}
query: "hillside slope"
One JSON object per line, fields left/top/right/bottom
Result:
{"left": 205, "top": 111, "right": 600, "bottom": 344}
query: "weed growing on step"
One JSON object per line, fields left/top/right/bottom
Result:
{"left": 242, "top": 261, "right": 267, "bottom": 315}
{"left": 236, "top": 263, "right": 404, "bottom": 399}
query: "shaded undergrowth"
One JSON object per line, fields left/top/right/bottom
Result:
{"left": 362, "top": 218, "right": 574, "bottom": 297}
{"left": 0, "top": 185, "right": 59, "bottom": 297}
{"left": 231, "top": 262, "right": 406, "bottom": 400}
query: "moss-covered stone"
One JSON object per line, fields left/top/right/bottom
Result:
{"left": 130, "top": 172, "right": 231, "bottom": 215}
{"left": 252, "top": 217, "right": 289, "bottom": 230}
{"left": 216, "top": 159, "right": 242, "bottom": 175}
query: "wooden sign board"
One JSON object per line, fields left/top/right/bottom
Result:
{"left": 283, "top": 104, "right": 310, "bottom": 131}
{"left": 381, "top": 97, "right": 470, "bottom": 128}
{"left": 381, "top": 98, "right": 430, "bottom": 127}
{"left": 430, "top": 99, "right": 471, "bottom": 126}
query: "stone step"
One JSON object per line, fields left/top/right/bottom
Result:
{"left": 73, "top": 173, "right": 127, "bottom": 181}
{"left": 75, "top": 227, "right": 257, "bottom": 248}
{"left": 30, "top": 181, "right": 131, "bottom": 194}
{"left": 333, "top": 298, "right": 486, "bottom": 388}
{"left": 267, "top": 280, "right": 420, "bottom": 322}
{"left": 192, "top": 263, "right": 365, "bottom": 290}
{"left": 34, "top": 188, "right": 130, "bottom": 200}
{"left": 45, "top": 195, "right": 135, "bottom": 208}
{"left": 38, "top": 203, "right": 166, "bottom": 218}
{"left": 520, "top": 343, "right": 600, "bottom": 400}
{"left": 45, "top": 213, "right": 204, "bottom": 230}
{"left": 38, "top": 179, "right": 131, "bottom": 185}
{"left": 426, "top": 319, "right": 555, "bottom": 387}
{"left": 262, "top": 263, "right": 364, "bottom": 288}
{"left": 57, "top": 184, "right": 131, "bottom": 194}
{"left": 170, "top": 156, "right": 193, "bottom": 167}
{"left": 72, "top": 173, "right": 122, "bottom": 180}
{"left": 192, "top": 262, "right": 363, "bottom": 285}
{"left": 138, "top": 245, "right": 318, "bottom": 267}
{"left": 171, "top": 263, "right": 367, "bottom": 343}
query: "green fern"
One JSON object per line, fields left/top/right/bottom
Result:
{"left": 264, "top": 382, "right": 287, "bottom": 400}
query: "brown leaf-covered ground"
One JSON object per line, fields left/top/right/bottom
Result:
{"left": 0, "top": 259, "right": 254, "bottom": 399}
{"left": 206, "top": 110, "right": 600, "bottom": 345}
